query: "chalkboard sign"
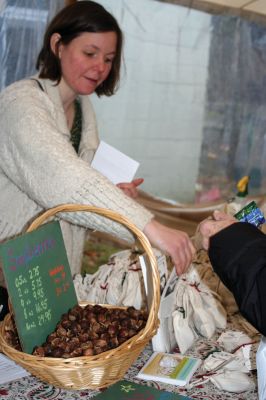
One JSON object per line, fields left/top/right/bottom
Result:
{"left": 0, "top": 221, "right": 78, "bottom": 354}
{"left": 92, "top": 379, "right": 193, "bottom": 399}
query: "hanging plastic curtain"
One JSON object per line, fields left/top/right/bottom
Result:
{"left": 2, "top": 0, "right": 266, "bottom": 203}
{"left": 197, "top": 15, "right": 266, "bottom": 201}
{"left": 0, "top": 0, "right": 65, "bottom": 90}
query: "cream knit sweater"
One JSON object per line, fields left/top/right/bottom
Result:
{"left": 0, "top": 77, "right": 153, "bottom": 278}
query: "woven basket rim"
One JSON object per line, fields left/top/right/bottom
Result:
{"left": 25, "top": 204, "right": 160, "bottom": 341}
{"left": 0, "top": 308, "right": 156, "bottom": 363}
{"left": 0, "top": 204, "right": 160, "bottom": 388}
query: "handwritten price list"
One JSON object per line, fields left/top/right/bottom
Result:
{"left": 15, "top": 264, "right": 71, "bottom": 331}
{"left": 0, "top": 221, "right": 78, "bottom": 354}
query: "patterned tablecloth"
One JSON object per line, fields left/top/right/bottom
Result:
{"left": 0, "top": 315, "right": 259, "bottom": 400}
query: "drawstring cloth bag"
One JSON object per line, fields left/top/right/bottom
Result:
{"left": 172, "top": 281, "right": 198, "bottom": 354}
{"left": 172, "top": 264, "right": 227, "bottom": 353}
{"left": 74, "top": 253, "right": 227, "bottom": 355}
{"left": 203, "top": 351, "right": 255, "bottom": 393}
{"left": 74, "top": 249, "right": 147, "bottom": 309}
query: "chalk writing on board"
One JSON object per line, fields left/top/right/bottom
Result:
{"left": 14, "top": 264, "right": 53, "bottom": 331}
{"left": 0, "top": 221, "right": 78, "bottom": 354}
{"left": 7, "top": 238, "right": 56, "bottom": 271}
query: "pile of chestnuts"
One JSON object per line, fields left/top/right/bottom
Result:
{"left": 31, "top": 304, "right": 148, "bottom": 358}
{"left": 4, "top": 318, "right": 22, "bottom": 352}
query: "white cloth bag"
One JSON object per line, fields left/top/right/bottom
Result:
{"left": 186, "top": 265, "right": 227, "bottom": 330}
{"left": 204, "top": 351, "right": 255, "bottom": 393}
{"left": 172, "top": 265, "right": 227, "bottom": 353}
{"left": 257, "top": 336, "right": 266, "bottom": 400}
{"left": 172, "top": 281, "right": 198, "bottom": 354}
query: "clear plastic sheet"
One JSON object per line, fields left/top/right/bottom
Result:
{"left": 0, "top": 0, "right": 64, "bottom": 90}
{"left": 1, "top": 1, "right": 266, "bottom": 203}
{"left": 197, "top": 15, "right": 266, "bottom": 202}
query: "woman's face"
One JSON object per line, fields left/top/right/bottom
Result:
{"left": 55, "top": 31, "right": 117, "bottom": 95}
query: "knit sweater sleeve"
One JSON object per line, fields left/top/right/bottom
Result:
{"left": 0, "top": 81, "right": 153, "bottom": 241}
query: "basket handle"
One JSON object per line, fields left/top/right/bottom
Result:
{"left": 26, "top": 204, "right": 160, "bottom": 342}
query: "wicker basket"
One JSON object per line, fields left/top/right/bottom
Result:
{"left": 0, "top": 204, "right": 160, "bottom": 390}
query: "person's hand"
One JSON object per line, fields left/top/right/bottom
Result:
{"left": 116, "top": 178, "right": 144, "bottom": 198}
{"left": 198, "top": 210, "right": 237, "bottom": 250}
{"left": 143, "top": 219, "right": 196, "bottom": 275}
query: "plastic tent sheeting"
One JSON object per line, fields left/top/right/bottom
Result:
{"left": 159, "top": 0, "right": 266, "bottom": 24}
{"left": 0, "top": 0, "right": 64, "bottom": 90}
{"left": 1, "top": 1, "right": 266, "bottom": 203}
{"left": 196, "top": 14, "right": 266, "bottom": 202}
{"left": 138, "top": 190, "right": 266, "bottom": 236}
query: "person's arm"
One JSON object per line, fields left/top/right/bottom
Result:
{"left": 144, "top": 219, "right": 195, "bottom": 275}
{"left": 199, "top": 212, "right": 266, "bottom": 335}
{"left": 0, "top": 82, "right": 195, "bottom": 274}
{"left": 0, "top": 83, "right": 151, "bottom": 241}
{"left": 209, "top": 222, "right": 266, "bottom": 335}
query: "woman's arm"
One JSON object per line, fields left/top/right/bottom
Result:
{"left": 0, "top": 82, "right": 195, "bottom": 274}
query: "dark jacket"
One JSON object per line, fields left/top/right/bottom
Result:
{"left": 0, "top": 286, "right": 8, "bottom": 321}
{"left": 209, "top": 222, "right": 266, "bottom": 336}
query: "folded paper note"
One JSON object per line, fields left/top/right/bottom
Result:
{"left": 91, "top": 140, "right": 140, "bottom": 184}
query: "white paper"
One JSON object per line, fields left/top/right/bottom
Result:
{"left": 139, "top": 252, "right": 168, "bottom": 309}
{"left": 91, "top": 141, "right": 140, "bottom": 184}
{"left": 140, "top": 253, "right": 178, "bottom": 353}
{"left": 0, "top": 353, "right": 30, "bottom": 384}
{"left": 139, "top": 253, "right": 168, "bottom": 352}
{"left": 139, "top": 254, "right": 153, "bottom": 310}
{"left": 153, "top": 268, "right": 179, "bottom": 353}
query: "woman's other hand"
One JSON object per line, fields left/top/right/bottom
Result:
{"left": 116, "top": 178, "right": 144, "bottom": 198}
{"left": 198, "top": 210, "right": 237, "bottom": 250}
{"left": 143, "top": 219, "right": 196, "bottom": 275}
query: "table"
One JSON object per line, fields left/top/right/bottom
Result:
{"left": 0, "top": 317, "right": 259, "bottom": 400}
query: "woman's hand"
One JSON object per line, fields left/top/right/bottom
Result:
{"left": 198, "top": 210, "right": 237, "bottom": 250}
{"left": 116, "top": 178, "right": 144, "bottom": 198}
{"left": 143, "top": 219, "right": 196, "bottom": 275}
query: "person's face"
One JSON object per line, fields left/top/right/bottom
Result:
{"left": 53, "top": 31, "right": 117, "bottom": 95}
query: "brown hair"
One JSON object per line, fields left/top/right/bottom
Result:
{"left": 36, "top": 1, "right": 123, "bottom": 97}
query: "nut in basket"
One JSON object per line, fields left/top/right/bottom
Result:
{"left": 0, "top": 205, "right": 160, "bottom": 390}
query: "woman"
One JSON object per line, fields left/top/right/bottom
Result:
{"left": 0, "top": 1, "right": 195, "bottom": 285}
{"left": 198, "top": 210, "right": 266, "bottom": 399}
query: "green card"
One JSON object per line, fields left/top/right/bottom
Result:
{"left": 94, "top": 380, "right": 193, "bottom": 399}
{"left": 0, "top": 221, "right": 78, "bottom": 354}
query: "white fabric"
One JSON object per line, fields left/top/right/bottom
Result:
{"left": 172, "top": 285, "right": 198, "bottom": 354}
{"left": 186, "top": 266, "right": 227, "bottom": 330}
{"left": 203, "top": 352, "right": 255, "bottom": 393}
{"left": 186, "top": 284, "right": 216, "bottom": 339}
{"left": 257, "top": 336, "right": 266, "bottom": 400}
{"left": 203, "top": 351, "right": 249, "bottom": 373}
{"left": 210, "top": 371, "right": 255, "bottom": 393}
{"left": 74, "top": 255, "right": 227, "bottom": 355}
{"left": 0, "top": 77, "right": 153, "bottom": 277}
{"left": 74, "top": 249, "right": 146, "bottom": 309}
{"left": 172, "top": 265, "right": 227, "bottom": 353}
{"left": 217, "top": 330, "right": 254, "bottom": 352}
